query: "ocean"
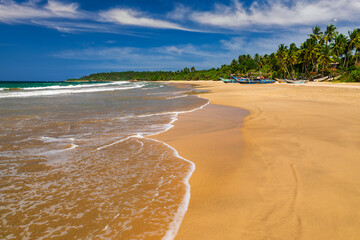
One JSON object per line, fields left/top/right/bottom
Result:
{"left": 0, "top": 81, "right": 209, "bottom": 239}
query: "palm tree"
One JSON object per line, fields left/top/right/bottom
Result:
{"left": 346, "top": 29, "right": 359, "bottom": 67}
{"left": 299, "top": 43, "right": 308, "bottom": 76}
{"left": 276, "top": 44, "right": 291, "bottom": 78}
{"left": 332, "top": 33, "right": 349, "bottom": 66}
{"left": 348, "top": 28, "right": 360, "bottom": 65}
{"left": 321, "top": 25, "right": 338, "bottom": 74}
{"left": 324, "top": 24, "right": 338, "bottom": 46}
{"left": 303, "top": 38, "right": 321, "bottom": 73}
{"left": 319, "top": 45, "right": 333, "bottom": 75}
{"left": 259, "top": 55, "right": 268, "bottom": 72}
{"left": 287, "top": 43, "right": 299, "bottom": 78}
{"left": 309, "top": 26, "right": 324, "bottom": 44}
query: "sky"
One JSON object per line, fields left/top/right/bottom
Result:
{"left": 0, "top": 0, "right": 359, "bottom": 81}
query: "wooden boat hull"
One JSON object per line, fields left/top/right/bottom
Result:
{"left": 313, "top": 76, "right": 329, "bottom": 82}
{"left": 284, "top": 79, "right": 307, "bottom": 84}
{"left": 232, "top": 76, "right": 275, "bottom": 84}
{"left": 220, "top": 77, "right": 238, "bottom": 83}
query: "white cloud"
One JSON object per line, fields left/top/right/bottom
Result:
{"left": 1, "top": 0, "right": 357, "bottom": 36}
{"left": 0, "top": 0, "right": 83, "bottom": 23}
{"left": 0, "top": 1, "right": 195, "bottom": 33}
{"left": 99, "top": 8, "right": 190, "bottom": 31}
{"left": 165, "top": 46, "right": 186, "bottom": 55}
{"left": 219, "top": 28, "right": 312, "bottom": 55}
{"left": 220, "top": 37, "right": 247, "bottom": 51}
{"left": 161, "top": 44, "right": 216, "bottom": 57}
{"left": 31, "top": 20, "right": 116, "bottom": 33}
{"left": 0, "top": 0, "right": 49, "bottom": 22}
{"left": 166, "top": 3, "right": 191, "bottom": 21}
{"left": 190, "top": 0, "right": 360, "bottom": 29}
{"left": 44, "top": 0, "right": 80, "bottom": 18}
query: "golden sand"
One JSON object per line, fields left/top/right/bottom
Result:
{"left": 154, "top": 82, "right": 360, "bottom": 240}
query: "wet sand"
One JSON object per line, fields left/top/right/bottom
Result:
{"left": 154, "top": 82, "right": 360, "bottom": 240}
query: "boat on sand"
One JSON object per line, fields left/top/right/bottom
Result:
{"left": 219, "top": 77, "right": 238, "bottom": 83}
{"left": 313, "top": 76, "right": 329, "bottom": 82}
{"left": 232, "top": 76, "right": 275, "bottom": 84}
{"left": 275, "top": 78, "right": 308, "bottom": 84}
{"left": 284, "top": 79, "right": 308, "bottom": 84}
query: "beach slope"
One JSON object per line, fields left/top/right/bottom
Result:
{"left": 154, "top": 82, "right": 360, "bottom": 240}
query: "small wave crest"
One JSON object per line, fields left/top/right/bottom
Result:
{"left": 0, "top": 83, "right": 144, "bottom": 98}
{"left": 22, "top": 81, "right": 129, "bottom": 91}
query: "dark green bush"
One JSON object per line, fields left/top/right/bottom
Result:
{"left": 350, "top": 67, "right": 360, "bottom": 82}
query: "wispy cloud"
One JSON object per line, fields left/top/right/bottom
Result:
{"left": 220, "top": 30, "right": 310, "bottom": 55}
{"left": 30, "top": 20, "right": 116, "bottom": 33}
{"left": 0, "top": 0, "right": 194, "bottom": 32}
{"left": 44, "top": 0, "right": 80, "bottom": 17}
{"left": 1, "top": 0, "right": 358, "bottom": 34}
{"left": 0, "top": 0, "right": 83, "bottom": 23}
{"left": 99, "top": 8, "right": 191, "bottom": 31}
{"left": 166, "top": 3, "right": 191, "bottom": 21}
{"left": 190, "top": 0, "right": 360, "bottom": 29}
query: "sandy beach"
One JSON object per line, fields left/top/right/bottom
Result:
{"left": 154, "top": 82, "right": 360, "bottom": 240}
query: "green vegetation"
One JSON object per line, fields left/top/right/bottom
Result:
{"left": 74, "top": 69, "right": 220, "bottom": 81}
{"left": 70, "top": 25, "right": 360, "bottom": 82}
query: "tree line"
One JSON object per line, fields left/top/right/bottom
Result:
{"left": 70, "top": 25, "right": 360, "bottom": 82}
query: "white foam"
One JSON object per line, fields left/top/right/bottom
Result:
{"left": 147, "top": 90, "right": 187, "bottom": 96}
{"left": 40, "top": 143, "right": 78, "bottom": 156}
{"left": 96, "top": 134, "right": 142, "bottom": 151}
{"left": 135, "top": 139, "right": 144, "bottom": 154}
{"left": 94, "top": 96, "right": 210, "bottom": 240}
{"left": 166, "top": 95, "right": 188, "bottom": 100}
{"left": 142, "top": 98, "right": 210, "bottom": 240}
{"left": 21, "top": 81, "right": 129, "bottom": 91}
{"left": 118, "top": 98, "right": 209, "bottom": 122}
{"left": 67, "top": 143, "right": 78, "bottom": 150}
{"left": 102, "top": 213, "right": 120, "bottom": 231}
{"left": 0, "top": 84, "right": 144, "bottom": 98}
{"left": 40, "top": 136, "right": 75, "bottom": 143}
{"left": 117, "top": 111, "right": 175, "bottom": 120}
{"left": 149, "top": 138, "right": 195, "bottom": 240}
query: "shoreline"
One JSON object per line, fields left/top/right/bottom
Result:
{"left": 154, "top": 81, "right": 360, "bottom": 240}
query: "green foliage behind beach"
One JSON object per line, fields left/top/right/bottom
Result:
{"left": 69, "top": 25, "right": 360, "bottom": 82}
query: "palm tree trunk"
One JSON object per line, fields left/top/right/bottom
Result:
{"left": 281, "top": 61, "right": 291, "bottom": 78}
{"left": 343, "top": 54, "right": 347, "bottom": 67}
{"left": 290, "top": 64, "right": 295, "bottom": 79}
{"left": 311, "top": 58, "right": 315, "bottom": 72}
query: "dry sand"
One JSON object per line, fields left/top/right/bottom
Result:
{"left": 153, "top": 81, "right": 360, "bottom": 240}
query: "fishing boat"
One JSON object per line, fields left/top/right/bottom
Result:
{"left": 219, "top": 77, "right": 238, "bottom": 83}
{"left": 232, "top": 76, "right": 275, "bottom": 84}
{"left": 313, "top": 76, "right": 329, "bottom": 82}
{"left": 284, "top": 79, "right": 308, "bottom": 84}
{"left": 260, "top": 79, "right": 276, "bottom": 84}
{"left": 274, "top": 78, "right": 286, "bottom": 83}
{"left": 231, "top": 76, "right": 250, "bottom": 84}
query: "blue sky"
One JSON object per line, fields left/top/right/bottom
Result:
{"left": 0, "top": 0, "right": 359, "bottom": 81}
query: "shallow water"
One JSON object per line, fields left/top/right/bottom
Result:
{"left": 0, "top": 81, "right": 208, "bottom": 239}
